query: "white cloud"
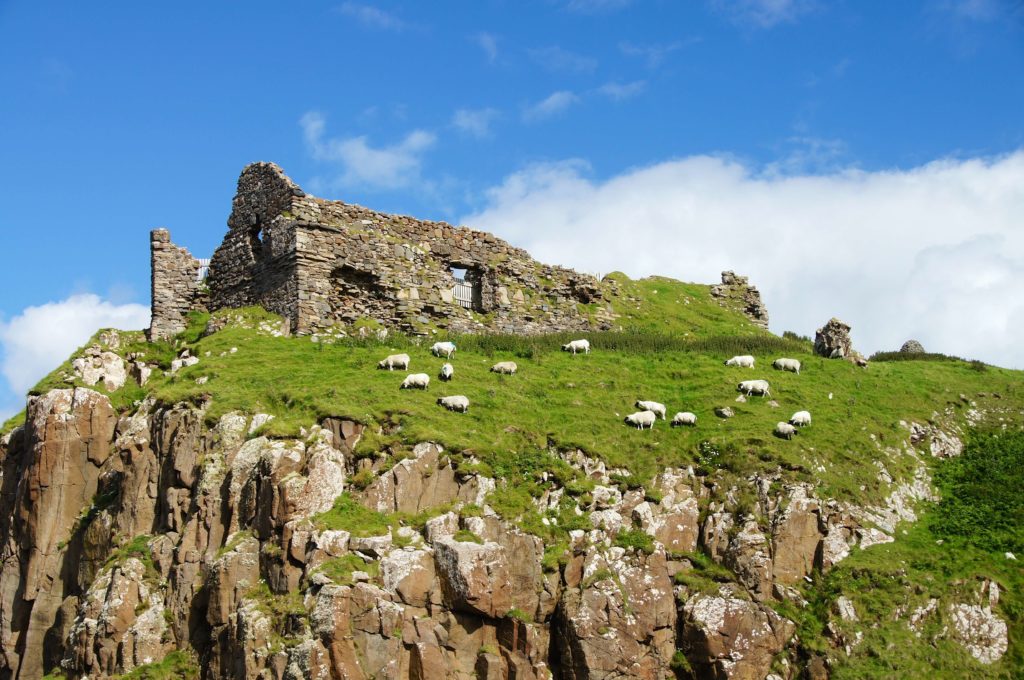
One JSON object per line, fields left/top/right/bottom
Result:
{"left": 452, "top": 108, "right": 499, "bottom": 138}
{"left": 528, "top": 46, "right": 598, "bottom": 74}
{"left": 596, "top": 80, "right": 647, "bottom": 101}
{"left": 462, "top": 151, "right": 1024, "bottom": 369}
{"left": 0, "top": 294, "right": 150, "bottom": 404}
{"left": 711, "top": 0, "right": 816, "bottom": 28}
{"left": 523, "top": 91, "right": 579, "bottom": 122}
{"left": 300, "top": 111, "right": 436, "bottom": 190}
{"left": 336, "top": 2, "right": 407, "bottom": 30}
{"left": 473, "top": 32, "right": 499, "bottom": 62}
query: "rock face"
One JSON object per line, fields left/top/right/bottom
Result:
{"left": 814, "top": 317, "right": 853, "bottom": 359}
{"left": 152, "top": 163, "right": 612, "bottom": 339}
{"left": 710, "top": 271, "right": 769, "bottom": 329}
{"left": 0, "top": 386, "right": 987, "bottom": 679}
{"left": 900, "top": 339, "right": 925, "bottom": 354}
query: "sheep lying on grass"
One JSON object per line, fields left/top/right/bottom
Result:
{"left": 400, "top": 373, "right": 430, "bottom": 389}
{"left": 635, "top": 400, "right": 666, "bottom": 420}
{"left": 490, "top": 361, "right": 518, "bottom": 375}
{"left": 625, "top": 410, "right": 657, "bottom": 430}
{"left": 437, "top": 395, "right": 470, "bottom": 412}
{"left": 671, "top": 412, "right": 697, "bottom": 427}
{"left": 377, "top": 353, "right": 410, "bottom": 371}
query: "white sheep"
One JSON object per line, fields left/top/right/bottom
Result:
{"left": 775, "top": 422, "right": 798, "bottom": 439}
{"left": 437, "top": 395, "right": 470, "bottom": 412}
{"left": 790, "top": 410, "right": 811, "bottom": 427}
{"left": 725, "top": 355, "right": 755, "bottom": 368}
{"left": 400, "top": 373, "right": 430, "bottom": 390}
{"left": 773, "top": 358, "right": 801, "bottom": 374}
{"left": 671, "top": 412, "right": 697, "bottom": 427}
{"left": 490, "top": 361, "right": 518, "bottom": 375}
{"left": 737, "top": 379, "right": 771, "bottom": 397}
{"left": 377, "top": 353, "right": 410, "bottom": 371}
{"left": 562, "top": 339, "right": 590, "bottom": 355}
{"left": 635, "top": 400, "right": 667, "bottom": 420}
{"left": 431, "top": 341, "right": 457, "bottom": 359}
{"left": 440, "top": 363, "right": 454, "bottom": 381}
{"left": 624, "top": 410, "right": 657, "bottom": 430}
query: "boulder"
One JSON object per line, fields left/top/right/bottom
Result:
{"left": 681, "top": 590, "right": 795, "bottom": 680}
{"left": 72, "top": 346, "right": 127, "bottom": 391}
{"left": 900, "top": 339, "right": 925, "bottom": 354}
{"left": 434, "top": 536, "right": 512, "bottom": 618}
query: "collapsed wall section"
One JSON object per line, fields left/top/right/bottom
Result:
{"left": 148, "top": 229, "right": 207, "bottom": 341}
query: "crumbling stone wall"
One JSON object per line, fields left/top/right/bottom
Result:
{"left": 710, "top": 270, "right": 769, "bottom": 329}
{"left": 200, "top": 163, "right": 608, "bottom": 335}
{"left": 148, "top": 229, "right": 207, "bottom": 341}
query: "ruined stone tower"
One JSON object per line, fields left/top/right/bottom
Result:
{"left": 149, "top": 163, "right": 608, "bottom": 340}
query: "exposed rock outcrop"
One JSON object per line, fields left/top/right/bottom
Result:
{"left": 814, "top": 317, "right": 853, "bottom": 359}
{"left": 710, "top": 271, "right": 769, "bottom": 329}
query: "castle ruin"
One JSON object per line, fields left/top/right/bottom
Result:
{"left": 149, "top": 163, "right": 611, "bottom": 340}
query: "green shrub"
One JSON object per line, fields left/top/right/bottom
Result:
{"left": 614, "top": 529, "right": 655, "bottom": 555}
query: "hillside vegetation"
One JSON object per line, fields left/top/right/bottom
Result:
{"left": 12, "top": 273, "right": 1024, "bottom": 678}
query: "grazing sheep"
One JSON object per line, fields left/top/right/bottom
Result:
{"left": 635, "top": 400, "right": 667, "bottom": 420}
{"left": 624, "top": 410, "right": 657, "bottom": 430}
{"left": 440, "top": 363, "right": 454, "bottom": 381}
{"left": 772, "top": 358, "right": 801, "bottom": 374}
{"left": 377, "top": 353, "right": 410, "bottom": 371}
{"left": 790, "top": 410, "right": 811, "bottom": 427}
{"left": 431, "top": 341, "right": 457, "bottom": 359}
{"left": 737, "top": 379, "right": 771, "bottom": 397}
{"left": 562, "top": 339, "right": 590, "bottom": 355}
{"left": 400, "top": 373, "right": 430, "bottom": 390}
{"left": 725, "top": 355, "right": 755, "bottom": 368}
{"left": 437, "top": 395, "right": 470, "bottom": 412}
{"left": 775, "top": 422, "right": 798, "bottom": 439}
{"left": 671, "top": 412, "right": 697, "bottom": 427}
{"left": 490, "top": 361, "right": 518, "bottom": 375}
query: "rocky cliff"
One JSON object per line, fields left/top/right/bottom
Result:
{"left": 0, "top": 279, "right": 1019, "bottom": 679}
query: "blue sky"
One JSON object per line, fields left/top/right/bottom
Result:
{"left": 1, "top": 0, "right": 1023, "bottom": 420}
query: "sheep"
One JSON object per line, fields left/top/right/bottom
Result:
{"left": 440, "top": 363, "right": 454, "bottom": 381}
{"left": 437, "top": 395, "right": 470, "bottom": 412}
{"left": 671, "top": 412, "right": 697, "bottom": 427}
{"left": 562, "top": 339, "right": 590, "bottom": 355}
{"left": 772, "top": 358, "right": 801, "bottom": 374}
{"left": 624, "top": 410, "right": 657, "bottom": 430}
{"left": 635, "top": 400, "right": 667, "bottom": 420}
{"left": 774, "top": 422, "right": 798, "bottom": 440}
{"left": 725, "top": 355, "right": 755, "bottom": 368}
{"left": 737, "top": 379, "right": 771, "bottom": 397}
{"left": 790, "top": 410, "right": 811, "bottom": 427}
{"left": 400, "top": 373, "right": 430, "bottom": 390}
{"left": 377, "top": 353, "right": 410, "bottom": 371}
{"left": 490, "top": 361, "right": 518, "bottom": 375}
{"left": 431, "top": 341, "right": 457, "bottom": 359}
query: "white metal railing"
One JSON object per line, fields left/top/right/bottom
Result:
{"left": 452, "top": 278, "right": 474, "bottom": 309}
{"left": 196, "top": 258, "right": 211, "bottom": 282}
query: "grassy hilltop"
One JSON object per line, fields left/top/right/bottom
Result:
{"left": 11, "top": 272, "right": 1024, "bottom": 677}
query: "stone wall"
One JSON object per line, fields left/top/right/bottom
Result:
{"left": 710, "top": 270, "right": 769, "bottom": 329}
{"left": 200, "top": 163, "right": 607, "bottom": 335}
{"left": 148, "top": 229, "right": 207, "bottom": 341}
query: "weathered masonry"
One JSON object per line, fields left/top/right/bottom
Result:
{"left": 149, "top": 162, "right": 610, "bottom": 340}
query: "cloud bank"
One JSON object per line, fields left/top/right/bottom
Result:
{"left": 463, "top": 151, "right": 1024, "bottom": 368}
{"left": 0, "top": 294, "right": 150, "bottom": 422}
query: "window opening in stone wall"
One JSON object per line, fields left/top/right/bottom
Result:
{"left": 450, "top": 266, "right": 482, "bottom": 311}
{"left": 196, "top": 259, "right": 211, "bottom": 282}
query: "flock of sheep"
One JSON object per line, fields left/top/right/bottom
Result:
{"left": 376, "top": 341, "right": 812, "bottom": 441}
